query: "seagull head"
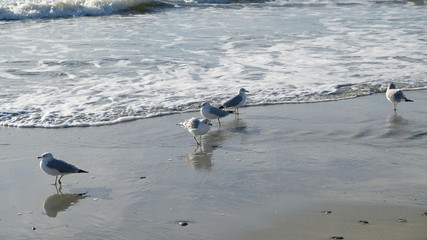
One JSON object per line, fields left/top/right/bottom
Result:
{"left": 38, "top": 152, "right": 53, "bottom": 160}
{"left": 239, "top": 88, "right": 249, "bottom": 94}
{"left": 201, "top": 102, "right": 211, "bottom": 107}
{"left": 388, "top": 83, "right": 396, "bottom": 90}
{"left": 200, "top": 118, "right": 212, "bottom": 126}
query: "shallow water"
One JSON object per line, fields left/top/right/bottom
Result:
{"left": 1, "top": 0, "right": 426, "bottom": 127}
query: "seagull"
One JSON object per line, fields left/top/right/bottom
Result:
{"left": 38, "top": 152, "right": 89, "bottom": 185}
{"left": 179, "top": 117, "right": 212, "bottom": 146}
{"left": 386, "top": 83, "right": 413, "bottom": 111}
{"left": 200, "top": 102, "right": 233, "bottom": 125}
{"left": 219, "top": 88, "right": 249, "bottom": 114}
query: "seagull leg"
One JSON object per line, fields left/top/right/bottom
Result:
{"left": 194, "top": 136, "right": 201, "bottom": 146}
{"left": 235, "top": 108, "right": 240, "bottom": 120}
{"left": 54, "top": 176, "right": 58, "bottom": 185}
{"left": 394, "top": 103, "right": 397, "bottom": 112}
{"left": 54, "top": 184, "right": 63, "bottom": 194}
{"left": 54, "top": 184, "right": 60, "bottom": 193}
{"left": 58, "top": 175, "right": 64, "bottom": 185}
{"left": 217, "top": 118, "right": 221, "bottom": 125}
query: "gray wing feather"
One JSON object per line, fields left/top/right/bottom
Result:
{"left": 47, "top": 159, "right": 79, "bottom": 174}
{"left": 394, "top": 90, "right": 407, "bottom": 100}
{"left": 190, "top": 118, "right": 200, "bottom": 128}
{"left": 210, "top": 106, "right": 230, "bottom": 117}
{"left": 222, "top": 95, "right": 242, "bottom": 108}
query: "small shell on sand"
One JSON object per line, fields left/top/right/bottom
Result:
{"left": 178, "top": 221, "right": 189, "bottom": 226}
{"left": 321, "top": 210, "right": 332, "bottom": 214}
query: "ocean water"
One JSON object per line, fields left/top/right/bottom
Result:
{"left": 0, "top": 0, "right": 426, "bottom": 127}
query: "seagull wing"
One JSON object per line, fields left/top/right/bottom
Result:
{"left": 47, "top": 159, "right": 80, "bottom": 174}
{"left": 189, "top": 118, "right": 200, "bottom": 129}
{"left": 394, "top": 90, "right": 408, "bottom": 101}
{"left": 221, "top": 95, "right": 242, "bottom": 108}
{"left": 209, "top": 106, "right": 230, "bottom": 117}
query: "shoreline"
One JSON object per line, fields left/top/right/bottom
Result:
{"left": 1, "top": 90, "right": 427, "bottom": 239}
{"left": 3, "top": 85, "right": 427, "bottom": 129}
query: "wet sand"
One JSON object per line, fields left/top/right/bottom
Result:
{"left": 1, "top": 90, "right": 427, "bottom": 239}
{"left": 238, "top": 201, "right": 427, "bottom": 240}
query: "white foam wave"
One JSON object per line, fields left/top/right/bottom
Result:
{"left": 0, "top": 0, "right": 155, "bottom": 20}
{"left": 1, "top": 0, "right": 426, "bottom": 127}
{"left": 0, "top": 0, "right": 423, "bottom": 21}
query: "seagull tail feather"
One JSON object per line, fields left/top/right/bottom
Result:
{"left": 78, "top": 169, "right": 89, "bottom": 173}
{"left": 405, "top": 98, "right": 413, "bottom": 102}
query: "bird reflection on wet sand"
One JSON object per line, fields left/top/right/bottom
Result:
{"left": 185, "top": 151, "right": 213, "bottom": 170}
{"left": 184, "top": 119, "right": 249, "bottom": 170}
{"left": 387, "top": 113, "right": 408, "bottom": 131}
{"left": 387, "top": 113, "right": 407, "bottom": 127}
{"left": 386, "top": 112, "right": 427, "bottom": 140}
{"left": 383, "top": 113, "right": 409, "bottom": 138}
{"left": 43, "top": 186, "right": 87, "bottom": 217}
{"left": 184, "top": 123, "right": 227, "bottom": 169}
{"left": 227, "top": 119, "right": 248, "bottom": 134}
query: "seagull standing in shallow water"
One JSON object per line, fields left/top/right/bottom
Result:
{"left": 386, "top": 83, "right": 413, "bottom": 111}
{"left": 200, "top": 102, "right": 233, "bottom": 125}
{"left": 220, "top": 88, "right": 249, "bottom": 114}
{"left": 38, "top": 152, "right": 89, "bottom": 185}
{"left": 179, "top": 117, "right": 212, "bottom": 146}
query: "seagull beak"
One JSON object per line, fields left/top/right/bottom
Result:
{"left": 37, "top": 156, "right": 42, "bottom": 159}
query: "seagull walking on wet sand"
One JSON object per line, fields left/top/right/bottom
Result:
{"left": 386, "top": 83, "right": 413, "bottom": 111}
{"left": 200, "top": 102, "right": 233, "bottom": 125}
{"left": 219, "top": 88, "right": 249, "bottom": 114}
{"left": 179, "top": 117, "right": 212, "bottom": 146}
{"left": 38, "top": 152, "right": 88, "bottom": 185}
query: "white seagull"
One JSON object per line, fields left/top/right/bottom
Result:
{"left": 38, "top": 152, "right": 89, "bottom": 185}
{"left": 220, "top": 88, "right": 249, "bottom": 114}
{"left": 200, "top": 102, "right": 233, "bottom": 125}
{"left": 179, "top": 117, "right": 212, "bottom": 146}
{"left": 386, "top": 83, "right": 413, "bottom": 111}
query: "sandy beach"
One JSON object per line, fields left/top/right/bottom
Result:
{"left": 1, "top": 90, "right": 427, "bottom": 239}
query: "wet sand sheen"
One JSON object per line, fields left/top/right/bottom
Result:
{"left": 0, "top": 90, "right": 426, "bottom": 239}
{"left": 238, "top": 202, "right": 427, "bottom": 240}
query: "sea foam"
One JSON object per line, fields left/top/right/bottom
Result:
{"left": 0, "top": 0, "right": 426, "bottom": 127}
{"left": 0, "top": 0, "right": 160, "bottom": 20}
